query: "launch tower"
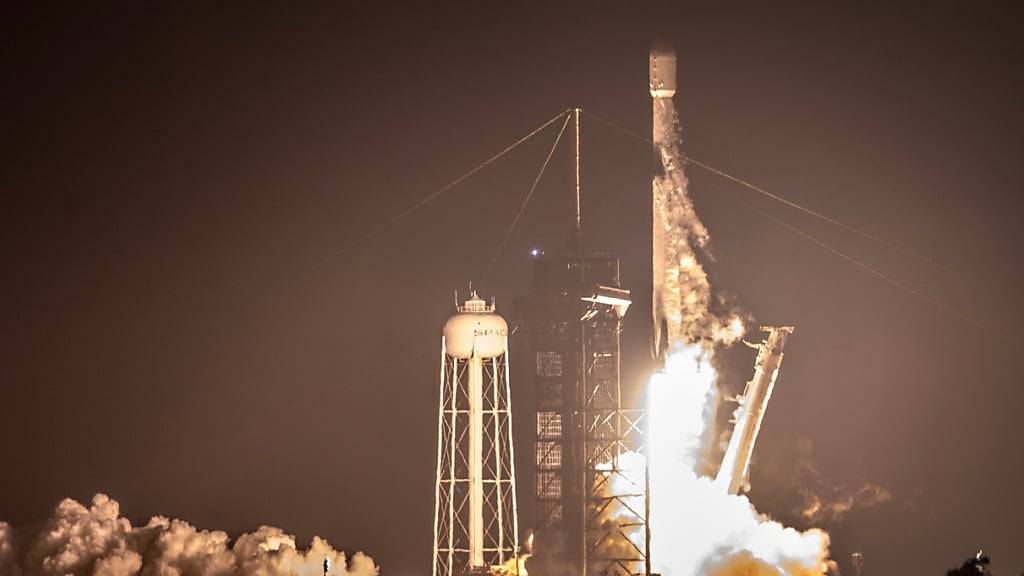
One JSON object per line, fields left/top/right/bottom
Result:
{"left": 519, "top": 110, "right": 649, "bottom": 576}
{"left": 433, "top": 292, "right": 519, "bottom": 576}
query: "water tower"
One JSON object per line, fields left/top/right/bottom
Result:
{"left": 432, "top": 291, "right": 519, "bottom": 576}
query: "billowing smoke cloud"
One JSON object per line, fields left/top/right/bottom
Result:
{"left": 797, "top": 483, "right": 891, "bottom": 524}
{"left": 524, "top": 530, "right": 576, "bottom": 576}
{"left": 0, "top": 521, "right": 13, "bottom": 570}
{"left": 790, "top": 447, "right": 891, "bottom": 524}
{"left": 0, "top": 494, "right": 377, "bottom": 576}
{"left": 652, "top": 98, "right": 744, "bottom": 349}
{"left": 755, "top": 438, "right": 892, "bottom": 524}
{"left": 647, "top": 351, "right": 832, "bottom": 576}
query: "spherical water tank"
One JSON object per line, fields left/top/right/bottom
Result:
{"left": 444, "top": 295, "right": 508, "bottom": 359}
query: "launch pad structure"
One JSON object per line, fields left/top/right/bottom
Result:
{"left": 518, "top": 110, "right": 650, "bottom": 576}
{"left": 431, "top": 45, "right": 797, "bottom": 576}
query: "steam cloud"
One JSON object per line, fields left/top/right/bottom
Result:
{"left": 0, "top": 494, "right": 378, "bottom": 576}
{"left": 647, "top": 353, "right": 832, "bottom": 576}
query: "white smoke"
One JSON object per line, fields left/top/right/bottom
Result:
{"left": 797, "top": 483, "right": 891, "bottom": 525}
{"left": 652, "top": 98, "right": 744, "bottom": 348}
{"left": 755, "top": 438, "right": 892, "bottom": 524}
{"left": 0, "top": 494, "right": 378, "bottom": 576}
{"left": 0, "top": 521, "right": 13, "bottom": 570}
{"left": 791, "top": 443, "right": 891, "bottom": 525}
{"left": 648, "top": 348, "right": 831, "bottom": 576}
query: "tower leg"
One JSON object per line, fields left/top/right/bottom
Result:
{"left": 469, "top": 356, "right": 484, "bottom": 568}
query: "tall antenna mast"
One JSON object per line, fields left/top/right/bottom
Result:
{"left": 573, "top": 107, "right": 582, "bottom": 245}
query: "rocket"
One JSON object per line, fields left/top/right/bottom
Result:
{"left": 650, "top": 43, "right": 677, "bottom": 362}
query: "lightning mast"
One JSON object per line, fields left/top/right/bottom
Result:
{"left": 521, "top": 107, "right": 648, "bottom": 576}
{"left": 715, "top": 326, "right": 794, "bottom": 494}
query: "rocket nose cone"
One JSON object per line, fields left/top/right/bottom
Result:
{"left": 649, "top": 41, "right": 677, "bottom": 97}
{"left": 650, "top": 41, "right": 676, "bottom": 61}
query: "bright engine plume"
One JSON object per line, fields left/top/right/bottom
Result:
{"left": 647, "top": 350, "right": 830, "bottom": 576}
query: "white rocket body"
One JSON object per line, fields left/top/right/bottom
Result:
{"left": 650, "top": 44, "right": 678, "bottom": 360}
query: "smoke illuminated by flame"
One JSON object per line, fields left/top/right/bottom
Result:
{"left": 646, "top": 345, "right": 831, "bottom": 576}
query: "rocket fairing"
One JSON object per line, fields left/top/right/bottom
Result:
{"left": 649, "top": 43, "right": 677, "bottom": 98}
{"left": 715, "top": 326, "right": 794, "bottom": 495}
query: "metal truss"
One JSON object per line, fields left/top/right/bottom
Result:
{"left": 433, "top": 341, "right": 519, "bottom": 576}
{"left": 580, "top": 309, "right": 649, "bottom": 576}
{"left": 584, "top": 409, "right": 648, "bottom": 576}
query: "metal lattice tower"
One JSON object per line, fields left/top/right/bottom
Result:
{"left": 521, "top": 255, "right": 649, "bottom": 576}
{"left": 580, "top": 284, "right": 648, "bottom": 576}
{"left": 518, "top": 109, "right": 649, "bottom": 576}
{"left": 433, "top": 292, "right": 519, "bottom": 576}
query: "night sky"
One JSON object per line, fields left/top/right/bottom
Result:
{"left": 3, "top": 3, "right": 1023, "bottom": 575}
